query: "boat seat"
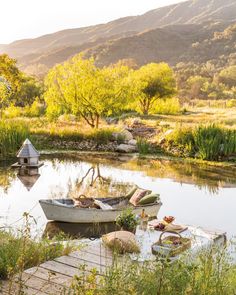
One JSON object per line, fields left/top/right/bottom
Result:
{"left": 94, "top": 199, "right": 113, "bottom": 210}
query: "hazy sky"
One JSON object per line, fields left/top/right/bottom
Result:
{"left": 0, "top": 0, "right": 186, "bottom": 44}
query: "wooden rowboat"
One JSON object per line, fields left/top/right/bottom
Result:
{"left": 39, "top": 197, "right": 162, "bottom": 223}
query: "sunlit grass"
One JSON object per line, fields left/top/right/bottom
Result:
{"left": 68, "top": 244, "right": 236, "bottom": 295}
{"left": 0, "top": 120, "right": 29, "bottom": 157}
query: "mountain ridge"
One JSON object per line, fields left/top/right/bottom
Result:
{"left": 1, "top": 0, "right": 235, "bottom": 77}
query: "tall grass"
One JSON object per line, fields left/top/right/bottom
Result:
{"left": 166, "top": 124, "right": 236, "bottom": 161}
{"left": 0, "top": 213, "right": 73, "bottom": 281}
{"left": 137, "top": 137, "right": 151, "bottom": 154}
{"left": 0, "top": 120, "right": 29, "bottom": 157}
{"left": 68, "top": 244, "right": 236, "bottom": 295}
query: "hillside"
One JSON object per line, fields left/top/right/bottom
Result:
{"left": 84, "top": 21, "right": 236, "bottom": 67}
{"left": 0, "top": 0, "right": 236, "bottom": 76}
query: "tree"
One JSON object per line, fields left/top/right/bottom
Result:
{"left": 0, "top": 54, "right": 42, "bottom": 107}
{"left": 201, "top": 81, "right": 227, "bottom": 100}
{"left": 0, "top": 54, "right": 21, "bottom": 101}
{"left": 187, "top": 76, "right": 208, "bottom": 99}
{"left": 17, "top": 76, "right": 43, "bottom": 107}
{"left": 131, "top": 63, "right": 176, "bottom": 115}
{"left": 0, "top": 76, "right": 11, "bottom": 117}
{"left": 218, "top": 66, "right": 236, "bottom": 88}
{"left": 44, "top": 55, "right": 131, "bottom": 128}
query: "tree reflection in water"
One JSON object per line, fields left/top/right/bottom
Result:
{"left": 68, "top": 163, "right": 133, "bottom": 199}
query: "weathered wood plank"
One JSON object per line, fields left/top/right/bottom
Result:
{"left": 18, "top": 287, "right": 48, "bottom": 295}
{"left": 54, "top": 255, "right": 106, "bottom": 273}
{"left": 24, "top": 266, "right": 72, "bottom": 286}
{"left": 80, "top": 243, "right": 113, "bottom": 259}
{"left": 40, "top": 260, "right": 82, "bottom": 278}
{"left": 20, "top": 273, "right": 68, "bottom": 294}
{"left": 69, "top": 251, "right": 113, "bottom": 267}
{"left": 0, "top": 281, "right": 48, "bottom": 295}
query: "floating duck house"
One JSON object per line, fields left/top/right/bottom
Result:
{"left": 11, "top": 139, "right": 44, "bottom": 168}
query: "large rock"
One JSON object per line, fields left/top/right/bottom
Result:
{"left": 128, "top": 139, "right": 137, "bottom": 146}
{"left": 116, "top": 144, "right": 137, "bottom": 153}
{"left": 112, "top": 129, "right": 133, "bottom": 142}
{"left": 120, "top": 129, "right": 133, "bottom": 141}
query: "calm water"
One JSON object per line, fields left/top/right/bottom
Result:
{"left": 0, "top": 152, "right": 236, "bottom": 237}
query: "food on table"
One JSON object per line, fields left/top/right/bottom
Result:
{"left": 163, "top": 216, "right": 175, "bottom": 224}
{"left": 154, "top": 222, "right": 166, "bottom": 231}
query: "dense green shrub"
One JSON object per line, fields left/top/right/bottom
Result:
{"left": 23, "top": 100, "right": 45, "bottom": 117}
{"left": 166, "top": 124, "right": 236, "bottom": 161}
{"left": 4, "top": 101, "right": 45, "bottom": 118}
{"left": 153, "top": 98, "right": 181, "bottom": 115}
{"left": 166, "top": 127, "right": 195, "bottom": 156}
{"left": 226, "top": 99, "right": 236, "bottom": 108}
{"left": 3, "top": 105, "right": 22, "bottom": 118}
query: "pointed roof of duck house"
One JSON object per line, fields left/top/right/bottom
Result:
{"left": 17, "top": 174, "right": 40, "bottom": 191}
{"left": 17, "top": 139, "right": 40, "bottom": 158}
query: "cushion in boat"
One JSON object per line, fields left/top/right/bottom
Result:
{"left": 138, "top": 193, "right": 160, "bottom": 205}
{"left": 129, "top": 189, "right": 151, "bottom": 206}
{"left": 102, "top": 231, "right": 140, "bottom": 254}
{"left": 125, "top": 186, "right": 138, "bottom": 199}
{"left": 94, "top": 200, "right": 113, "bottom": 210}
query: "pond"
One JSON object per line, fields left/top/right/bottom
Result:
{"left": 0, "top": 152, "right": 236, "bottom": 238}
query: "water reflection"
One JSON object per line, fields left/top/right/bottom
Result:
{"left": 43, "top": 221, "right": 117, "bottom": 239}
{"left": 1, "top": 153, "right": 236, "bottom": 194}
{"left": 42, "top": 153, "right": 236, "bottom": 193}
{"left": 0, "top": 152, "right": 236, "bottom": 236}
{"left": 68, "top": 163, "right": 133, "bottom": 199}
{"left": 17, "top": 168, "right": 41, "bottom": 191}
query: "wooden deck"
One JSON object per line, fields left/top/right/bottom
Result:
{"left": 1, "top": 242, "right": 113, "bottom": 295}
{"left": 0, "top": 226, "right": 227, "bottom": 295}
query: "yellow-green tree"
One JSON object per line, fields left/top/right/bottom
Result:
{"left": 0, "top": 54, "right": 42, "bottom": 107}
{"left": 131, "top": 63, "right": 176, "bottom": 115}
{"left": 44, "top": 55, "right": 131, "bottom": 127}
{"left": 219, "top": 66, "right": 236, "bottom": 88}
{"left": 0, "top": 76, "right": 11, "bottom": 117}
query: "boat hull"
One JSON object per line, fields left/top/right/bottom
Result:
{"left": 39, "top": 199, "right": 162, "bottom": 223}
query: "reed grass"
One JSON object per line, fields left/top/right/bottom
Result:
{"left": 0, "top": 120, "right": 29, "bottom": 157}
{"left": 166, "top": 124, "right": 236, "bottom": 161}
{"left": 137, "top": 137, "right": 151, "bottom": 154}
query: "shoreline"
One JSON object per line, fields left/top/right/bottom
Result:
{"left": 39, "top": 148, "right": 236, "bottom": 169}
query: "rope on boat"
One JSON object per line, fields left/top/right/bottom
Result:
{"left": 0, "top": 201, "right": 39, "bottom": 229}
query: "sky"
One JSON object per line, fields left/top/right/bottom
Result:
{"left": 0, "top": 0, "right": 186, "bottom": 44}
